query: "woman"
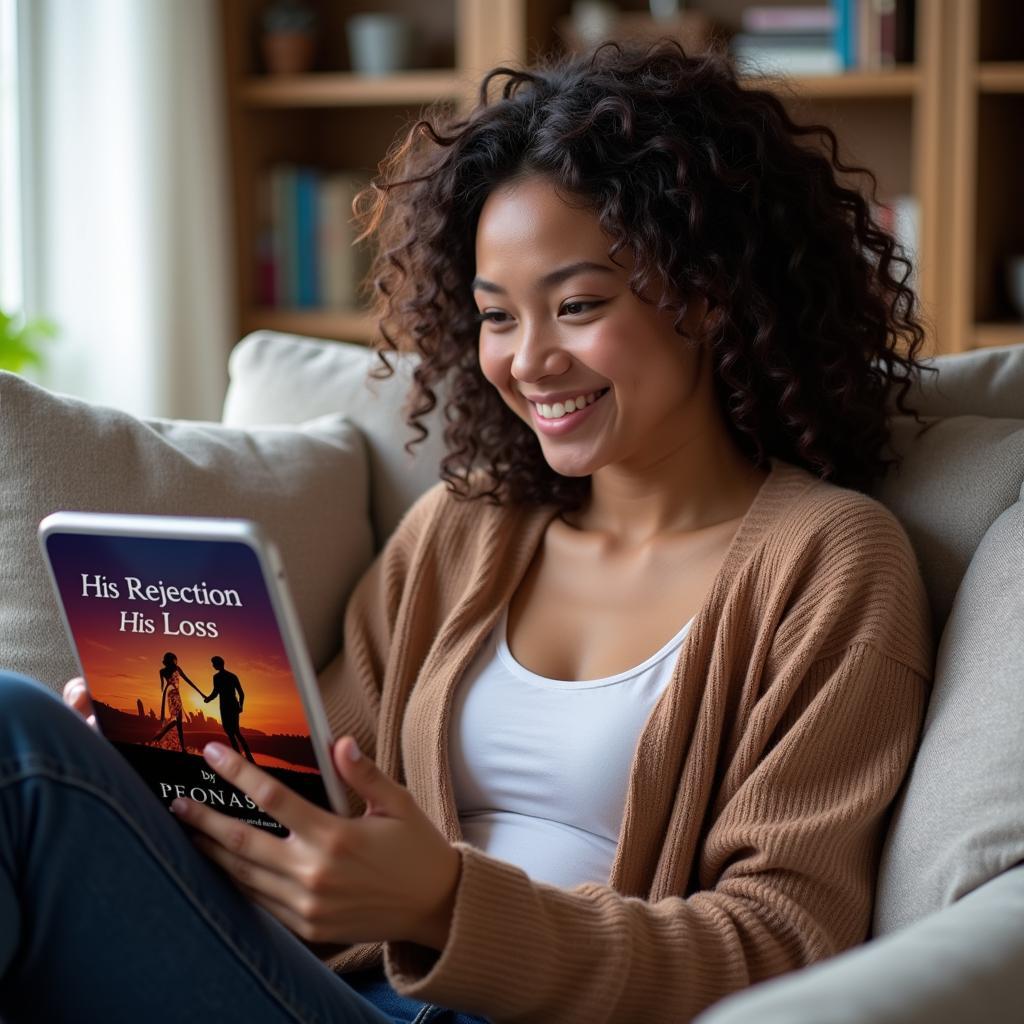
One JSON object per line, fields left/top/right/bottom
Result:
{"left": 0, "top": 40, "right": 935, "bottom": 1023}
{"left": 147, "top": 652, "right": 207, "bottom": 752}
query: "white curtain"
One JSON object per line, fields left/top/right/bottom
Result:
{"left": 22, "top": 0, "right": 233, "bottom": 420}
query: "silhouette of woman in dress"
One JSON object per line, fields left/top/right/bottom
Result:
{"left": 148, "top": 652, "right": 207, "bottom": 752}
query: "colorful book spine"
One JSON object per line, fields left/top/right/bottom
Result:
{"left": 318, "top": 172, "right": 368, "bottom": 310}
{"left": 742, "top": 6, "right": 837, "bottom": 32}
{"left": 294, "top": 167, "right": 321, "bottom": 308}
{"left": 255, "top": 174, "right": 276, "bottom": 307}
{"left": 858, "top": 0, "right": 900, "bottom": 69}
{"left": 269, "top": 164, "right": 298, "bottom": 308}
{"left": 830, "top": 0, "right": 858, "bottom": 69}
{"left": 878, "top": 0, "right": 898, "bottom": 65}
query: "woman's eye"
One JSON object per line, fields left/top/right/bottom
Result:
{"left": 474, "top": 310, "right": 509, "bottom": 325}
{"left": 560, "top": 300, "right": 601, "bottom": 316}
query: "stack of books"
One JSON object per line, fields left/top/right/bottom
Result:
{"left": 256, "top": 165, "right": 371, "bottom": 310}
{"left": 731, "top": 1, "right": 914, "bottom": 77}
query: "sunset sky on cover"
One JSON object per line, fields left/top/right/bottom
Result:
{"left": 46, "top": 532, "right": 311, "bottom": 737}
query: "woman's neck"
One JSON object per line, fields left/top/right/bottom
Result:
{"left": 562, "top": 437, "right": 769, "bottom": 550}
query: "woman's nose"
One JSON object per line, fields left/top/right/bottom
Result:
{"left": 510, "top": 320, "right": 570, "bottom": 381}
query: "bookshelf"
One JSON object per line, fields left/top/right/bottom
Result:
{"left": 220, "top": 0, "right": 1024, "bottom": 356}
{"left": 947, "top": 0, "right": 1024, "bottom": 351}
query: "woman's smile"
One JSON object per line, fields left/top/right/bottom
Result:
{"left": 529, "top": 387, "right": 612, "bottom": 436}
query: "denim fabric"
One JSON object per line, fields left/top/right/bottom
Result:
{"left": 0, "top": 671, "right": 490, "bottom": 1024}
{"left": 345, "top": 967, "right": 492, "bottom": 1024}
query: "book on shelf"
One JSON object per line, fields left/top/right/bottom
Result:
{"left": 319, "top": 172, "right": 371, "bottom": 310}
{"left": 269, "top": 164, "right": 301, "bottom": 307}
{"left": 731, "top": 30, "right": 842, "bottom": 76}
{"left": 259, "top": 165, "right": 370, "bottom": 312}
{"left": 295, "top": 167, "right": 320, "bottom": 308}
{"left": 732, "top": 1, "right": 914, "bottom": 77}
{"left": 255, "top": 174, "right": 276, "bottom": 306}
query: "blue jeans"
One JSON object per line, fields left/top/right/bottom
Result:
{"left": 0, "top": 671, "right": 491, "bottom": 1024}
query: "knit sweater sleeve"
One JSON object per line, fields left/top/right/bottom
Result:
{"left": 317, "top": 482, "right": 443, "bottom": 818}
{"left": 382, "top": 631, "right": 930, "bottom": 1020}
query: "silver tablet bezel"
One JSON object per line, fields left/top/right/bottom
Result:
{"left": 38, "top": 511, "right": 350, "bottom": 818}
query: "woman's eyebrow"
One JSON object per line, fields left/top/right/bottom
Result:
{"left": 471, "top": 260, "right": 616, "bottom": 294}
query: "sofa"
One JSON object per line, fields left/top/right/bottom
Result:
{"left": 1, "top": 329, "right": 1022, "bottom": 1022}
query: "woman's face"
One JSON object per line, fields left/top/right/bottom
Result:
{"left": 474, "top": 174, "right": 712, "bottom": 480}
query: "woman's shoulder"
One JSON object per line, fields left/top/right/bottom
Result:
{"left": 770, "top": 460, "right": 918, "bottom": 563}
{"left": 382, "top": 470, "right": 530, "bottom": 563}
{"left": 760, "top": 461, "right": 934, "bottom": 675}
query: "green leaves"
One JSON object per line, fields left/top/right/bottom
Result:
{"left": 0, "top": 308, "right": 59, "bottom": 373}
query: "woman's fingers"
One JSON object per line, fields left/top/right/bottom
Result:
{"left": 62, "top": 677, "right": 98, "bottom": 729}
{"left": 190, "top": 831, "right": 309, "bottom": 911}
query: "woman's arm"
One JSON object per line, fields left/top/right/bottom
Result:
{"left": 184, "top": 679, "right": 206, "bottom": 697}
{"left": 179, "top": 668, "right": 203, "bottom": 695}
{"left": 316, "top": 484, "right": 442, "bottom": 819}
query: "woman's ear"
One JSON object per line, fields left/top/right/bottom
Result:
{"left": 681, "top": 294, "right": 722, "bottom": 341}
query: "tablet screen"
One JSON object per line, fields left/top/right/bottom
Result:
{"left": 44, "top": 530, "right": 332, "bottom": 836}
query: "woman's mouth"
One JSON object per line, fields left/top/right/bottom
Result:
{"left": 529, "top": 387, "right": 611, "bottom": 436}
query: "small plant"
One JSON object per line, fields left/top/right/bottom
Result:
{"left": 0, "top": 308, "right": 59, "bottom": 373}
{"left": 261, "top": 0, "right": 318, "bottom": 74}
{"left": 262, "top": 0, "right": 317, "bottom": 34}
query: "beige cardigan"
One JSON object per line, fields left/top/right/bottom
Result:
{"left": 314, "top": 456, "right": 934, "bottom": 1023}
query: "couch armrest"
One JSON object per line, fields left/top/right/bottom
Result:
{"left": 693, "top": 863, "right": 1024, "bottom": 1024}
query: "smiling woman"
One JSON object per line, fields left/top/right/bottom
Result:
{"left": 0, "top": 37, "right": 936, "bottom": 1024}
{"left": 354, "top": 38, "right": 934, "bottom": 513}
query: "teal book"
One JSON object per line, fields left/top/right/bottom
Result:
{"left": 295, "top": 167, "right": 321, "bottom": 308}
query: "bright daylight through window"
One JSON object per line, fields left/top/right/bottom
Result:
{"left": 0, "top": 0, "right": 23, "bottom": 311}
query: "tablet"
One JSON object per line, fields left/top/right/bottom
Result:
{"left": 38, "top": 511, "right": 351, "bottom": 834}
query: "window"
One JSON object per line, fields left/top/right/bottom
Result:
{"left": 0, "top": 0, "right": 24, "bottom": 311}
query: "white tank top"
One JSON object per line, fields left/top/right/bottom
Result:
{"left": 448, "top": 603, "right": 696, "bottom": 888}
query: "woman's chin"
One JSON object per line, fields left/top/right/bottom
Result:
{"left": 543, "top": 454, "right": 601, "bottom": 479}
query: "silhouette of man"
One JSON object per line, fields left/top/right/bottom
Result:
{"left": 204, "top": 656, "right": 255, "bottom": 763}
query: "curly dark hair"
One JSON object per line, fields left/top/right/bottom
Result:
{"left": 352, "top": 38, "right": 936, "bottom": 510}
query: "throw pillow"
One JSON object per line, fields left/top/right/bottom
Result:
{"left": 873, "top": 496, "right": 1024, "bottom": 934}
{"left": 222, "top": 330, "right": 447, "bottom": 549}
{"left": 873, "top": 413, "right": 1024, "bottom": 631}
{"left": 0, "top": 371, "right": 373, "bottom": 692}
{"left": 890, "top": 341, "right": 1024, "bottom": 420}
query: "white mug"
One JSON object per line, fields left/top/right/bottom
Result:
{"left": 346, "top": 13, "right": 414, "bottom": 75}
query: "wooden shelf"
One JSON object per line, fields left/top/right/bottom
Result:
{"left": 974, "top": 322, "right": 1024, "bottom": 349}
{"left": 237, "top": 69, "right": 469, "bottom": 108}
{"left": 243, "top": 308, "right": 377, "bottom": 344}
{"left": 739, "top": 67, "right": 921, "bottom": 99}
{"left": 222, "top": 0, "right": 1023, "bottom": 358}
{"left": 976, "top": 62, "right": 1024, "bottom": 93}
{"left": 946, "top": 3, "right": 1024, "bottom": 353}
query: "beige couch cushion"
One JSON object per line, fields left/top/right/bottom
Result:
{"left": 222, "top": 331, "right": 447, "bottom": 549}
{"left": 873, "top": 496, "right": 1024, "bottom": 935}
{"left": 874, "top": 415, "right": 1024, "bottom": 629}
{"left": 895, "top": 342, "right": 1024, "bottom": 420}
{"left": 0, "top": 371, "right": 373, "bottom": 691}
{"left": 869, "top": 408, "right": 1024, "bottom": 935}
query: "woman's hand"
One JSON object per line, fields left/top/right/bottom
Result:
{"left": 63, "top": 677, "right": 98, "bottom": 730}
{"left": 172, "top": 737, "right": 462, "bottom": 951}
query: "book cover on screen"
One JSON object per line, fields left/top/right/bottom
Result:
{"left": 45, "top": 530, "right": 331, "bottom": 837}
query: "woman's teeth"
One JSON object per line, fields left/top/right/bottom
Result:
{"left": 535, "top": 388, "right": 609, "bottom": 420}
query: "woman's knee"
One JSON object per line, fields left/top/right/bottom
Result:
{"left": 0, "top": 671, "right": 75, "bottom": 735}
